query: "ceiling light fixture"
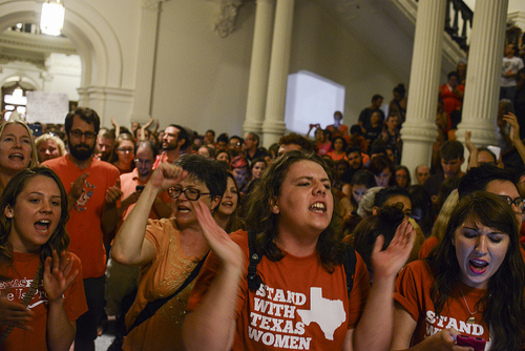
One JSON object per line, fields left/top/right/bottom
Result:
{"left": 40, "top": 0, "right": 65, "bottom": 36}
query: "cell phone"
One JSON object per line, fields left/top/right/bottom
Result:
{"left": 456, "top": 335, "right": 486, "bottom": 351}
{"left": 136, "top": 185, "right": 145, "bottom": 192}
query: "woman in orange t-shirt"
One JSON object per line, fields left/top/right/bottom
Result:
{"left": 0, "top": 167, "right": 87, "bottom": 351}
{"left": 184, "top": 151, "right": 415, "bottom": 351}
{"left": 393, "top": 192, "right": 525, "bottom": 350}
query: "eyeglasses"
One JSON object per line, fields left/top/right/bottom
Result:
{"left": 498, "top": 195, "right": 525, "bottom": 212}
{"left": 117, "top": 148, "right": 134, "bottom": 153}
{"left": 168, "top": 187, "right": 210, "bottom": 201}
{"left": 134, "top": 159, "right": 152, "bottom": 166}
{"left": 70, "top": 129, "right": 96, "bottom": 139}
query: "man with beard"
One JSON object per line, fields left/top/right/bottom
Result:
{"left": 153, "top": 124, "right": 190, "bottom": 168}
{"left": 44, "top": 107, "right": 121, "bottom": 351}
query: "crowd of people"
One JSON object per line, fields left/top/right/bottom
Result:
{"left": 0, "top": 45, "right": 524, "bottom": 350}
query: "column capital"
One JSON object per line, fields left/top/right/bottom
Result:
{"left": 214, "top": 0, "right": 243, "bottom": 38}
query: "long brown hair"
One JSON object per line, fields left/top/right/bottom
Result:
{"left": 0, "top": 167, "right": 70, "bottom": 268}
{"left": 429, "top": 191, "right": 525, "bottom": 350}
{"left": 244, "top": 150, "right": 346, "bottom": 271}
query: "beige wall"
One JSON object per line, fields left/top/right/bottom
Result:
{"left": 150, "top": 0, "right": 405, "bottom": 136}
{"left": 151, "top": 0, "right": 255, "bottom": 136}
{"left": 290, "top": 0, "right": 404, "bottom": 127}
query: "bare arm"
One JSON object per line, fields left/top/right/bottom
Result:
{"left": 111, "top": 163, "right": 186, "bottom": 266}
{"left": 391, "top": 304, "right": 469, "bottom": 351}
{"left": 351, "top": 220, "right": 415, "bottom": 351}
{"left": 111, "top": 116, "right": 120, "bottom": 137}
{"left": 45, "top": 251, "right": 79, "bottom": 351}
{"left": 464, "top": 131, "right": 478, "bottom": 170}
{"left": 183, "top": 200, "right": 244, "bottom": 351}
{"left": 503, "top": 112, "right": 525, "bottom": 165}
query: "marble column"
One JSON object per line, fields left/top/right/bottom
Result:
{"left": 400, "top": 0, "right": 447, "bottom": 173}
{"left": 456, "top": 0, "right": 508, "bottom": 147}
{"left": 130, "top": 0, "right": 166, "bottom": 124}
{"left": 242, "top": 0, "right": 275, "bottom": 137}
{"left": 261, "top": 0, "right": 295, "bottom": 147}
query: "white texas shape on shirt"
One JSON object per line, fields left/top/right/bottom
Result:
{"left": 296, "top": 287, "right": 346, "bottom": 340}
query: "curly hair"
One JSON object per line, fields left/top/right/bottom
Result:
{"left": 429, "top": 191, "right": 525, "bottom": 350}
{"left": 0, "top": 167, "right": 70, "bottom": 268}
{"left": 244, "top": 150, "right": 346, "bottom": 271}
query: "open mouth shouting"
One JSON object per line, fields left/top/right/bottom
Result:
{"left": 469, "top": 259, "right": 489, "bottom": 275}
{"left": 309, "top": 202, "right": 327, "bottom": 213}
{"left": 35, "top": 220, "right": 51, "bottom": 235}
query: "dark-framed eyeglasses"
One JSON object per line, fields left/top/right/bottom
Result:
{"left": 498, "top": 195, "right": 525, "bottom": 212}
{"left": 168, "top": 187, "right": 210, "bottom": 201}
{"left": 70, "top": 129, "right": 96, "bottom": 139}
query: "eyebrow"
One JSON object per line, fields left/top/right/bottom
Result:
{"left": 295, "top": 176, "right": 331, "bottom": 182}
{"left": 463, "top": 226, "right": 505, "bottom": 235}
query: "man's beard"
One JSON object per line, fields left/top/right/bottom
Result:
{"left": 162, "top": 141, "right": 177, "bottom": 151}
{"left": 69, "top": 143, "right": 95, "bottom": 161}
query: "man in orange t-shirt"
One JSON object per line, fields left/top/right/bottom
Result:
{"left": 44, "top": 107, "right": 121, "bottom": 350}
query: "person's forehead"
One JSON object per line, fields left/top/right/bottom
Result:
{"left": 72, "top": 115, "right": 95, "bottom": 131}
{"left": 416, "top": 166, "right": 429, "bottom": 174}
{"left": 165, "top": 126, "right": 179, "bottom": 135}
{"left": 348, "top": 151, "right": 360, "bottom": 158}
{"left": 136, "top": 146, "right": 154, "bottom": 160}
{"left": 485, "top": 179, "right": 519, "bottom": 198}
{"left": 442, "top": 157, "right": 460, "bottom": 164}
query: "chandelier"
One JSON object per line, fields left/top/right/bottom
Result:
{"left": 40, "top": 0, "right": 65, "bottom": 36}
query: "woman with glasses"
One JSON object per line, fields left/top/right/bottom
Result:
{"left": 109, "top": 133, "right": 136, "bottom": 174}
{"left": 0, "top": 118, "right": 39, "bottom": 197}
{"left": 111, "top": 154, "right": 228, "bottom": 350}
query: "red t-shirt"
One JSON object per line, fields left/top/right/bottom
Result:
{"left": 395, "top": 260, "right": 492, "bottom": 349}
{"left": 187, "top": 230, "right": 370, "bottom": 350}
{"left": 0, "top": 251, "right": 87, "bottom": 351}
{"left": 44, "top": 156, "right": 120, "bottom": 279}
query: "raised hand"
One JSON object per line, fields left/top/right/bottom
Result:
{"left": 193, "top": 200, "right": 244, "bottom": 270}
{"left": 503, "top": 112, "right": 521, "bottom": 144}
{"left": 464, "top": 131, "right": 476, "bottom": 153}
{"left": 371, "top": 219, "right": 415, "bottom": 280}
{"left": 43, "top": 250, "right": 79, "bottom": 303}
{"left": 148, "top": 163, "right": 188, "bottom": 192}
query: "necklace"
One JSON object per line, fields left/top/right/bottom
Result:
{"left": 459, "top": 284, "right": 481, "bottom": 324}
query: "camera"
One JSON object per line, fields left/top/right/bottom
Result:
{"left": 456, "top": 335, "right": 486, "bottom": 351}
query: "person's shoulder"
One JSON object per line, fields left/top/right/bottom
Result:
{"left": 42, "top": 155, "right": 68, "bottom": 168}
{"left": 90, "top": 159, "right": 120, "bottom": 175}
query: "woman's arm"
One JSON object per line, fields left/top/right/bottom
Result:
{"left": 111, "top": 163, "right": 186, "bottom": 266}
{"left": 391, "top": 304, "right": 470, "bottom": 351}
{"left": 44, "top": 251, "right": 79, "bottom": 351}
{"left": 351, "top": 220, "right": 415, "bottom": 351}
{"left": 182, "top": 200, "right": 245, "bottom": 351}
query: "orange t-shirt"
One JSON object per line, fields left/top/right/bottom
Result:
{"left": 418, "top": 236, "right": 439, "bottom": 260}
{"left": 394, "top": 260, "right": 492, "bottom": 349}
{"left": 44, "top": 156, "right": 120, "bottom": 279}
{"left": 123, "top": 218, "right": 204, "bottom": 351}
{"left": 187, "top": 230, "right": 370, "bottom": 350}
{"left": 0, "top": 251, "right": 87, "bottom": 351}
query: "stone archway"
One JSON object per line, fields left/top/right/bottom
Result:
{"left": 0, "top": 0, "right": 130, "bottom": 123}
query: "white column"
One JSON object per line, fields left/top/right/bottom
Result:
{"left": 456, "top": 0, "right": 509, "bottom": 146}
{"left": 261, "top": 0, "right": 295, "bottom": 147}
{"left": 242, "top": 0, "right": 275, "bottom": 137}
{"left": 400, "top": 0, "right": 447, "bottom": 173}
{"left": 130, "top": 0, "right": 166, "bottom": 124}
